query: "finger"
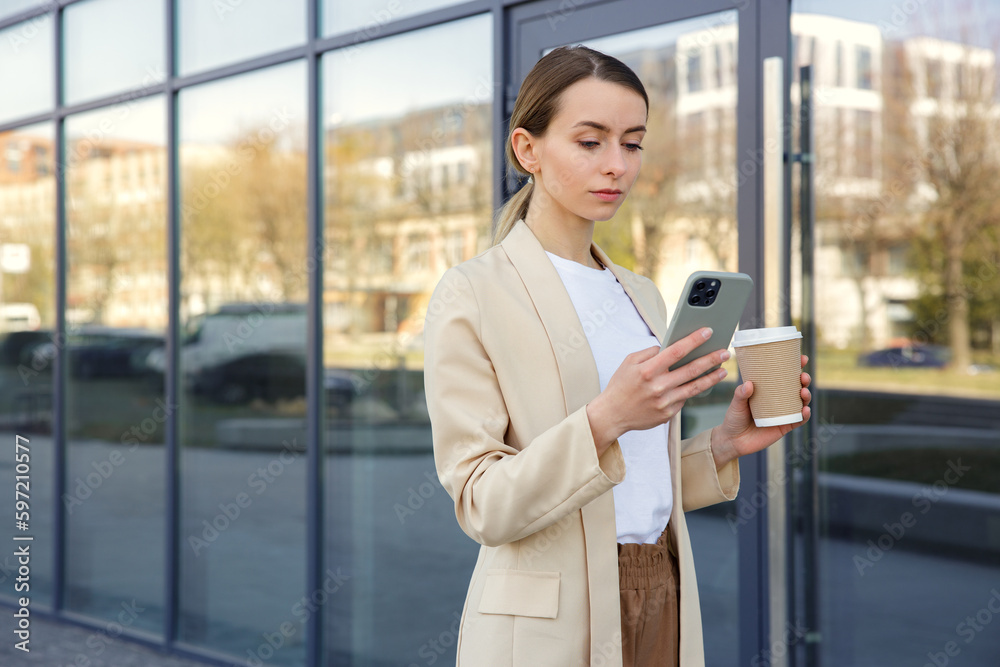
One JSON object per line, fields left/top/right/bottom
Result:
{"left": 676, "top": 366, "right": 728, "bottom": 401}
{"left": 801, "top": 371, "right": 811, "bottom": 387}
{"left": 657, "top": 327, "right": 714, "bottom": 372}
{"left": 631, "top": 345, "right": 664, "bottom": 364}
{"left": 784, "top": 404, "right": 812, "bottom": 434}
{"left": 673, "top": 347, "right": 731, "bottom": 386}
{"left": 801, "top": 387, "right": 812, "bottom": 406}
{"left": 801, "top": 354, "right": 809, "bottom": 368}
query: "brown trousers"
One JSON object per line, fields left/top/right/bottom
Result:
{"left": 617, "top": 524, "right": 680, "bottom": 667}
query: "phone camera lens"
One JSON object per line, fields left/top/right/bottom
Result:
{"left": 706, "top": 289, "right": 716, "bottom": 298}
{"left": 706, "top": 296, "right": 716, "bottom": 305}
{"left": 695, "top": 281, "right": 706, "bottom": 290}
{"left": 690, "top": 295, "right": 701, "bottom": 305}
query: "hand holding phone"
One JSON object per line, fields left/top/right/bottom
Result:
{"left": 660, "top": 271, "right": 754, "bottom": 376}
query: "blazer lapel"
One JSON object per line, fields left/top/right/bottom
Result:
{"left": 501, "top": 219, "right": 597, "bottom": 413}
{"left": 500, "top": 218, "right": 667, "bottom": 666}
{"left": 500, "top": 218, "right": 667, "bottom": 412}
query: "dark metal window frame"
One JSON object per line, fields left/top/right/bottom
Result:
{"left": 0, "top": 0, "right": 789, "bottom": 665}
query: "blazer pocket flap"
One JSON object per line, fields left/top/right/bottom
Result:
{"left": 478, "top": 569, "right": 560, "bottom": 619}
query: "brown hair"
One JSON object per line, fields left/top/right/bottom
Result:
{"left": 490, "top": 45, "right": 648, "bottom": 247}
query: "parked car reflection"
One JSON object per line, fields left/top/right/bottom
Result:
{"left": 147, "top": 302, "right": 307, "bottom": 377}
{"left": 325, "top": 367, "right": 361, "bottom": 410}
{"left": 20, "top": 327, "right": 164, "bottom": 378}
{"left": 187, "top": 351, "right": 361, "bottom": 407}
{"left": 0, "top": 330, "right": 52, "bottom": 367}
{"left": 189, "top": 352, "right": 306, "bottom": 405}
{"left": 68, "top": 328, "right": 164, "bottom": 379}
{"left": 857, "top": 344, "right": 949, "bottom": 369}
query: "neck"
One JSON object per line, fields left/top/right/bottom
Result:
{"left": 523, "top": 201, "right": 601, "bottom": 270}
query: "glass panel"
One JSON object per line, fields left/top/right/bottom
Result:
{"left": 63, "top": 0, "right": 165, "bottom": 106}
{"left": 0, "top": 14, "right": 54, "bottom": 124}
{"left": 0, "top": 122, "right": 55, "bottom": 608}
{"left": 178, "top": 61, "right": 307, "bottom": 665}
{"left": 0, "top": 0, "right": 48, "bottom": 21}
{"left": 581, "top": 14, "right": 740, "bottom": 666}
{"left": 64, "top": 98, "right": 167, "bottom": 632}
{"left": 791, "top": 3, "right": 1000, "bottom": 665}
{"left": 322, "top": 0, "right": 464, "bottom": 36}
{"left": 321, "top": 15, "right": 491, "bottom": 665}
{"left": 177, "top": 0, "right": 306, "bottom": 76}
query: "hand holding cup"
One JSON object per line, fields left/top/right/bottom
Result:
{"left": 708, "top": 327, "right": 812, "bottom": 470}
{"left": 732, "top": 326, "right": 804, "bottom": 427}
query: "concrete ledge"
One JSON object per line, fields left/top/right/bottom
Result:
{"left": 820, "top": 471, "right": 1000, "bottom": 557}
{"left": 826, "top": 424, "right": 999, "bottom": 455}
{"left": 214, "top": 417, "right": 432, "bottom": 455}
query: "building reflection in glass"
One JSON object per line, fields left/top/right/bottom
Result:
{"left": 320, "top": 15, "right": 492, "bottom": 665}
{"left": 63, "top": 97, "right": 167, "bottom": 631}
{"left": 0, "top": 122, "right": 55, "bottom": 607}
{"left": 177, "top": 61, "right": 308, "bottom": 665}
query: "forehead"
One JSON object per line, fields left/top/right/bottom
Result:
{"left": 552, "top": 77, "right": 647, "bottom": 129}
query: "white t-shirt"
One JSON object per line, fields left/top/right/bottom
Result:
{"left": 546, "top": 251, "right": 673, "bottom": 544}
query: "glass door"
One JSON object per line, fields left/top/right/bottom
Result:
{"left": 512, "top": 1, "right": 787, "bottom": 664}
{"left": 788, "top": 2, "right": 1000, "bottom": 666}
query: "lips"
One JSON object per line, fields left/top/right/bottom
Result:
{"left": 592, "top": 189, "right": 622, "bottom": 202}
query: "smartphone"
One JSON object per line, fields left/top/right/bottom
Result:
{"left": 659, "top": 271, "right": 754, "bottom": 375}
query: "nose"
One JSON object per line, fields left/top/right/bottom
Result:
{"left": 603, "top": 146, "right": 627, "bottom": 178}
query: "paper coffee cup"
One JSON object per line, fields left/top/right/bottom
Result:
{"left": 732, "top": 326, "right": 804, "bottom": 428}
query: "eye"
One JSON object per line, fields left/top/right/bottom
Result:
{"left": 579, "top": 141, "right": 600, "bottom": 149}
{"left": 624, "top": 143, "right": 644, "bottom": 152}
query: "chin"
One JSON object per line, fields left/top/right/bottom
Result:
{"left": 591, "top": 207, "right": 624, "bottom": 222}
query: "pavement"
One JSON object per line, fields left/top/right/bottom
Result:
{"left": 0, "top": 611, "right": 218, "bottom": 666}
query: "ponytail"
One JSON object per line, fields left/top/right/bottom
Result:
{"left": 490, "top": 178, "right": 533, "bottom": 247}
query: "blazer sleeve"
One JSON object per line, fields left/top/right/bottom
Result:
{"left": 423, "top": 266, "right": 626, "bottom": 548}
{"left": 680, "top": 430, "right": 740, "bottom": 511}
{"left": 647, "top": 277, "right": 741, "bottom": 512}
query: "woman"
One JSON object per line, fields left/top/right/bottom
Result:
{"left": 422, "top": 45, "right": 811, "bottom": 666}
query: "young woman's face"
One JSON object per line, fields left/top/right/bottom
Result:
{"left": 522, "top": 77, "right": 647, "bottom": 226}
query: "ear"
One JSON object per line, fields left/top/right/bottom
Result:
{"left": 510, "top": 127, "right": 540, "bottom": 174}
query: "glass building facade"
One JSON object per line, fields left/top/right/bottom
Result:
{"left": 0, "top": 1, "right": 997, "bottom": 666}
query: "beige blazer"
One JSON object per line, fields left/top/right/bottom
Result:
{"left": 423, "top": 219, "right": 740, "bottom": 666}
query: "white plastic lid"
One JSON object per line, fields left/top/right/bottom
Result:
{"left": 732, "top": 325, "right": 802, "bottom": 347}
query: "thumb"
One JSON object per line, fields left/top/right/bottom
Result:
{"left": 727, "top": 381, "right": 754, "bottom": 422}
{"left": 724, "top": 381, "right": 754, "bottom": 431}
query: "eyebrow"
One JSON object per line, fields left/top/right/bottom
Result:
{"left": 572, "top": 120, "right": 646, "bottom": 134}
